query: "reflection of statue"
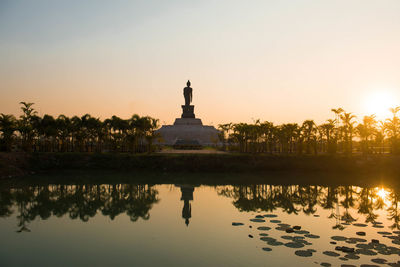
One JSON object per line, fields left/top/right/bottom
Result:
{"left": 178, "top": 185, "right": 195, "bottom": 226}
{"left": 183, "top": 80, "right": 193, "bottom": 106}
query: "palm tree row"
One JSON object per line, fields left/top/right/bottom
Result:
{"left": 0, "top": 102, "right": 160, "bottom": 153}
{"left": 218, "top": 107, "right": 400, "bottom": 154}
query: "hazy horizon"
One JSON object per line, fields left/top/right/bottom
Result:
{"left": 1, "top": 0, "right": 400, "bottom": 126}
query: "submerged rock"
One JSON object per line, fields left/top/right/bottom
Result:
{"left": 305, "top": 234, "right": 320, "bottom": 239}
{"left": 267, "top": 240, "right": 284, "bottom": 246}
{"left": 323, "top": 251, "right": 340, "bottom": 257}
{"left": 331, "top": 236, "right": 347, "bottom": 241}
{"left": 377, "top": 231, "right": 391, "bottom": 235}
{"left": 336, "top": 246, "right": 355, "bottom": 253}
{"left": 348, "top": 237, "right": 367, "bottom": 243}
{"left": 270, "top": 219, "right": 281, "bottom": 223}
{"left": 232, "top": 222, "right": 244, "bottom": 226}
{"left": 356, "top": 243, "right": 374, "bottom": 249}
{"left": 320, "top": 263, "right": 331, "bottom": 267}
{"left": 295, "top": 250, "right": 313, "bottom": 257}
{"left": 259, "top": 233, "right": 269, "bottom": 237}
{"left": 356, "top": 231, "right": 366, "bottom": 236}
{"left": 344, "top": 253, "right": 360, "bottom": 260}
{"left": 262, "top": 247, "right": 272, "bottom": 252}
{"left": 255, "top": 215, "right": 264, "bottom": 218}
{"left": 284, "top": 242, "right": 305, "bottom": 248}
{"left": 250, "top": 218, "right": 265, "bottom": 223}
{"left": 353, "top": 223, "right": 368, "bottom": 227}
{"left": 263, "top": 214, "right": 277, "bottom": 218}
{"left": 257, "top": 226, "right": 271, "bottom": 231}
{"left": 371, "top": 258, "right": 387, "bottom": 264}
{"left": 295, "top": 230, "right": 310, "bottom": 234}
{"left": 356, "top": 248, "right": 378, "bottom": 256}
{"left": 260, "top": 237, "right": 276, "bottom": 242}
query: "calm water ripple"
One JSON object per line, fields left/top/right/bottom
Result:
{"left": 1, "top": 175, "right": 400, "bottom": 267}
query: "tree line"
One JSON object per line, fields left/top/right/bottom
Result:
{"left": 216, "top": 184, "right": 400, "bottom": 230}
{"left": 218, "top": 107, "right": 400, "bottom": 154}
{"left": 0, "top": 102, "right": 160, "bottom": 153}
{"left": 1, "top": 183, "right": 398, "bottom": 232}
{"left": 0, "top": 184, "right": 158, "bottom": 232}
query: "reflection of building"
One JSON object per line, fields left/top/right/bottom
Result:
{"left": 176, "top": 184, "right": 196, "bottom": 226}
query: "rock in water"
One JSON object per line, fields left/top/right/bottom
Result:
{"left": 250, "top": 218, "right": 265, "bottom": 223}
{"left": 323, "top": 251, "right": 340, "bottom": 257}
{"left": 295, "top": 250, "right": 313, "bottom": 257}
{"left": 257, "top": 226, "right": 271, "bottom": 231}
{"left": 232, "top": 222, "right": 244, "bottom": 226}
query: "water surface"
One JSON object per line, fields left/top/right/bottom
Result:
{"left": 1, "top": 172, "right": 400, "bottom": 267}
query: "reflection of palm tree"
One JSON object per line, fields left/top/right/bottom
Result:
{"left": 387, "top": 188, "right": 400, "bottom": 230}
{"left": 358, "top": 188, "right": 378, "bottom": 223}
{"left": 339, "top": 186, "right": 357, "bottom": 223}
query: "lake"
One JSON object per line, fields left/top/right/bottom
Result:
{"left": 1, "top": 171, "right": 400, "bottom": 267}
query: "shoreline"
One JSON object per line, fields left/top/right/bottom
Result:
{"left": 1, "top": 152, "right": 400, "bottom": 183}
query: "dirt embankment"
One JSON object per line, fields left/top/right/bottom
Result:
{"left": 1, "top": 152, "right": 400, "bottom": 181}
{"left": 0, "top": 152, "right": 31, "bottom": 178}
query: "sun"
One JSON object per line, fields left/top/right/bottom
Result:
{"left": 363, "top": 91, "right": 398, "bottom": 120}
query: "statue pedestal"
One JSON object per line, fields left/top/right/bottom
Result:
{"left": 181, "top": 105, "right": 195, "bottom": 118}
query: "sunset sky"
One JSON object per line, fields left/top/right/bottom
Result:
{"left": 1, "top": 0, "right": 400, "bottom": 126}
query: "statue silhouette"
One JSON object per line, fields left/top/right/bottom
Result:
{"left": 183, "top": 80, "right": 192, "bottom": 106}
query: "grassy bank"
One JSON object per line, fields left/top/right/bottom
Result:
{"left": 1, "top": 152, "right": 400, "bottom": 179}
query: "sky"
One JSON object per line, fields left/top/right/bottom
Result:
{"left": 1, "top": 0, "right": 400, "bottom": 126}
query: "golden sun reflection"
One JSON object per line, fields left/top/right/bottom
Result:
{"left": 376, "top": 187, "right": 389, "bottom": 200}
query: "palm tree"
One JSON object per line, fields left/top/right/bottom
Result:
{"left": 301, "top": 120, "right": 317, "bottom": 154}
{"left": 319, "top": 120, "right": 335, "bottom": 154}
{"left": 17, "top": 102, "right": 37, "bottom": 152}
{"left": 0, "top": 114, "right": 17, "bottom": 151}
{"left": 340, "top": 112, "right": 357, "bottom": 155}
{"left": 56, "top": 115, "right": 72, "bottom": 152}
{"left": 384, "top": 106, "right": 400, "bottom": 154}
{"left": 218, "top": 123, "right": 232, "bottom": 151}
{"left": 356, "top": 115, "right": 377, "bottom": 154}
